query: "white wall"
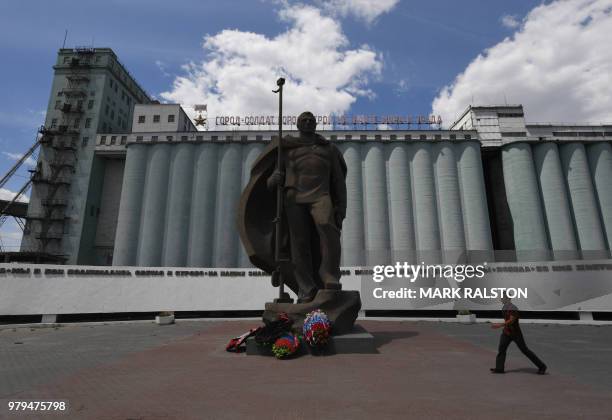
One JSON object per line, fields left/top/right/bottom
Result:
{"left": 1, "top": 260, "right": 611, "bottom": 315}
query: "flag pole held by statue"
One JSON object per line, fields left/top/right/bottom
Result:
{"left": 272, "top": 77, "right": 292, "bottom": 303}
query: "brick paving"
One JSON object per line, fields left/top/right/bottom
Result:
{"left": 1, "top": 320, "right": 611, "bottom": 419}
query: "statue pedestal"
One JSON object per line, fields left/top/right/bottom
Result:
{"left": 263, "top": 289, "right": 361, "bottom": 335}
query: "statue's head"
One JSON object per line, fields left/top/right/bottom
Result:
{"left": 297, "top": 111, "right": 316, "bottom": 134}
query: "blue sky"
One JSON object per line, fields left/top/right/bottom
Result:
{"left": 1, "top": 0, "right": 611, "bottom": 248}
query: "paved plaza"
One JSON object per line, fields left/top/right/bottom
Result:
{"left": 1, "top": 319, "right": 611, "bottom": 419}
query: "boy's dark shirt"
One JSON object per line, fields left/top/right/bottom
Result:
{"left": 502, "top": 302, "right": 521, "bottom": 336}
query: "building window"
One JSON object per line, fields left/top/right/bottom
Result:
{"left": 110, "top": 110, "right": 114, "bottom": 120}
{"left": 151, "top": 135, "right": 158, "bottom": 141}
{"left": 100, "top": 136, "right": 107, "bottom": 145}
{"left": 102, "top": 122, "right": 107, "bottom": 132}
{"left": 120, "top": 135, "right": 127, "bottom": 145}
{"left": 90, "top": 91, "right": 95, "bottom": 96}
{"left": 136, "top": 136, "right": 143, "bottom": 142}
{"left": 110, "top": 136, "right": 116, "bottom": 145}
{"left": 138, "top": 115, "right": 145, "bottom": 123}
{"left": 464, "top": 134, "right": 471, "bottom": 140}
{"left": 55, "top": 100, "right": 61, "bottom": 109}
{"left": 57, "top": 91, "right": 63, "bottom": 97}
{"left": 450, "top": 134, "right": 456, "bottom": 140}
{"left": 196, "top": 135, "right": 203, "bottom": 141}
{"left": 181, "top": 136, "right": 188, "bottom": 141}
{"left": 110, "top": 79, "right": 114, "bottom": 88}
{"left": 88, "top": 100, "right": 94, "bottom": 110}
{"left": 390, "top": 135, "right": 397, "bottom": 140}
{"left": 168, "top": 114, "right": 175, "bottom": 123}
{"left": 82, "top": 137, "right": 89, "bottom": 147}
{"left": 434, "top": 134, "right": 442, "bottom": 140}
{"left": 153, "top": 115, "right": 160, "bottom": 123}
{"left": 419, "top": 134, "right": 427, "bottom": 140}
{"left": 73, "top": 118, "right": 80, "bottom": 128}
{"left": 256, "top": 135, "right": 263, "bottom": 141}
{"left": 166, "top": 136, "right": 173, "bottom": 141}
{"left": 85, "top": 118, "right": 91, "bottom": 128}
{"left": 404, "top": 134, "right": 412, "bottom": 140}
{"left": 105, "top": 105, "right": 109, "bottom": 115}
{"left": 63, "top": 56, "right": 70, "bottom": 64}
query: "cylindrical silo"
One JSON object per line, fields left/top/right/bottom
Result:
{"left": 456, "top": 141, "right": 493, "bottom": 262}
{"left": 434, "top": 141, "right": 466, "bottom": 263}
{"left": 411, "top": 142, "right": 441, "bottom": 263}
{"left": 532, "top": 142, "right": 578, "bottom": 260}
{"left": 113, "top": 144, "right": 148, "bottom": 266}
{"left": 137, "top": 143, "right": 171, "bottom": 266}
{"left": 560, "top": 142, "right": 607, "bottom": 259}
{"left": 501, "top": 142, "right": 549, "bottom": 261}
{"left": 362, "top": 142, "right": 391, "bottom": 265}
{"left": 238, "top": 143, "right": 265, "bottom": 267}
{"left": 587, "top": 142, "right": 612, "bottom": 253}
{"left": 162, "top": 143, "right": 195, "bottom": 266}
{"left": 212, "top": 143, "right": 243, "bottom": 267}
{"left": 338, "top": 142, "right": 365, "bottom": 267}
{"left": 187, "top": 143, "right": 219, "bottom": 267}
{"left": 386, "top": 143, "right": 415, "bottom": 263}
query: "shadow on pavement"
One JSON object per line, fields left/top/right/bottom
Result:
{"left": 504, "top": 367, "right": 547, "bottom": 375}
{"left": 373, "top": 330, "right": 419, "bottom": 349}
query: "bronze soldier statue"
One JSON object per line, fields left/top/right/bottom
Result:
{"left": 237, "top": 112, "right": 347, "bottom": 303}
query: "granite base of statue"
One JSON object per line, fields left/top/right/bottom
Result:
{"left": 263, "top": 289, "right": 361, "bottom": 335}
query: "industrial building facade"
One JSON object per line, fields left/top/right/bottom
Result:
{"left": 90, "top": 104, "right": 610, "bottom": 268}
{"left": 20, "top": 48, "right": 151, "bottom": 264}
{"left": 20, "top": 50, "right": 612, "bottom": 268}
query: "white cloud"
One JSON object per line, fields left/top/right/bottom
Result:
{"left": 394, "top": 78, "right": 409, "bottom": 95}
{"left": 432, "top": 0, "right": 612, "bottom": 126}
{"left": 3, "top": 151, "right": 36, "bottom": 167}
{"left": 0, "top": 187, "right": 29, "bottom": 203}
{"left": 155, "top": 60, "right": 172, "bottom": 77}
{"left": 501, "top": 14, "right": 521, "bottom": 29}
{"left": 160, "top": 3, "right": 383, "bottom": 127}
{"left": 317, "top": 0, "right": 399, "bottom": 24}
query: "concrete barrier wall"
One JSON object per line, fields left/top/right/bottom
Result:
{"left": 2, "top": 260, "right": 612, "bottom": 315}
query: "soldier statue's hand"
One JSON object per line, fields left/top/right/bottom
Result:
{"left": 335, "top": 212, "right": 344, "bottom": 230}
{"left": 266, "top": 170, "right": 284, "bottom": 190}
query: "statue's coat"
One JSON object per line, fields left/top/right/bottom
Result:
{"left": 237, "top": 134, "right": 347, "bottom": 296}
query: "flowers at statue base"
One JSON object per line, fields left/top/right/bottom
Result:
{"left": 302, "top": 309, "right": 331, "bottom": 349}
{"left": 271, "top": 332, "right": 300, "bottom": 359}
